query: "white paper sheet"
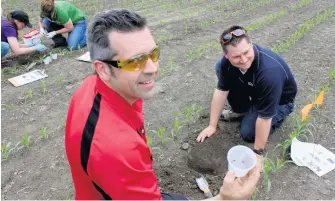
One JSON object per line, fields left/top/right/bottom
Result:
{"left": 8, "top": 69, "right": 48, "bottom": 87}
{"left": 291, "top": 137, "right": 335, "bottom": 177}
{"left": 76, "top": 51, "right": 91, "bottom": 62}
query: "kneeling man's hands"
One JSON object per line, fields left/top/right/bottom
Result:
{"left": 218, "top": 160, "right": 261, "bottom": 200}
{"left": 196, "top": 125, "right": 216, "bottom": 142}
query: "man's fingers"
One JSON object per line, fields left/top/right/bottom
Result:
{"left": 244, "top": 163, "right": 261, "bottom": 188}
{"left": 197, "top": 133, "right": 207, "bottom": 143}
{"left": 223, "top": 170, "right": 235, "bottom": 184}
{"left": 196, "top": 134, "right": 203, "bottom": 142}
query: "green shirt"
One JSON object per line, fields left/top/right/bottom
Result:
{"left": 41, "top": 1, "right": 85, "bottom": 25}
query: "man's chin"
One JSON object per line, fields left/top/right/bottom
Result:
{"left": 239, "top": 64, "right": 251, "bottom": 71}
{"left": 140, "top": 90, "right": 155, "bottom": 100}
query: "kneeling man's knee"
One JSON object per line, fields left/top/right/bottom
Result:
{"left": 240, "top": 126, "right": 255, "bottom": 143}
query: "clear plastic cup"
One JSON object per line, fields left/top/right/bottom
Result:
{"left": 227, "top": 145, "right": 256, "bottom": 177}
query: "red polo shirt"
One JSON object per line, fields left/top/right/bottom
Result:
{"left": 65, "top": 75, "right": 162, "bottom": 200}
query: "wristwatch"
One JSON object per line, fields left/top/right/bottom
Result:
{"left": 253, "top": 148, "right": 265, "bottom": 155}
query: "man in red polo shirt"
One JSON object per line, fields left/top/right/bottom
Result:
{"left": 65, "top": 9, "right": 261, "bottom": 200}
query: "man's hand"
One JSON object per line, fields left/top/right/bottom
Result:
{"left": 218, "top": 160, "right": 262, "bottom": 200}
{"left": 255, "top": 153, "right": 264, "bottom": 172}
{"left": 196, "top": 125, "right": 216, "bottom": 142}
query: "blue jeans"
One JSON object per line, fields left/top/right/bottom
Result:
{"left": 215, "top": 58, "right": 294, "bottom": 142}
{"left": 239, "top": 103, "right": 294, "bottom": 142}
{"left": 42, "top": 18, "right": 87, "bottom": 50}
{"left": 1, "top": 42, "right": 10, "bottom": 58}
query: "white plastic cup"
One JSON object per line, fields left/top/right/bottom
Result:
{"left": 51, "top": 54, "right": 57, "bottom": 60}
{"left": 227, "top": 145, "right": 256, "bottom": 177}
{"left": 43, "top": 56, "right": 51, "bottom": 65}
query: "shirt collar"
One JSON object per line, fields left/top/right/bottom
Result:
{"left": 250, "top": 44, "right": 260, "bottom": 71}
{"left": 95, "top": 75, "right": 143, "bottom": 115}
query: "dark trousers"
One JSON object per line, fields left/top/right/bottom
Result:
{"left": 162, "top": 193, "right": 188, "bottom": 200}
{"left": 42, "top": 18, "right": 87, "bottom": 50}
{"left": 215, "top": 59, "right": 294, "bottom": 142}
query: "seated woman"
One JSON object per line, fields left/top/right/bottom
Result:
{"left": 39, "top": 0, "right": 87, "bottom": 50}
{"left": 1, "top": 10, "right": 48, "bottom": 58}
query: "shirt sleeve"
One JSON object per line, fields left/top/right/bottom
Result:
{"left": 217, "top": 58, "right": 231, "bottom": 91}
{"left": 3, "top": 25, "right": 17, "bottom": 38}
{"left": 256, "top": 68, "right": 284, "bottom": 118}
{"left": 56, "top": 7, "right": 70, "bottom": 25}
{"left": 88, "top": 131, "right": 162, "bottom": 200}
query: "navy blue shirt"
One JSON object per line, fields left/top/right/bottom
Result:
{"left": 217, "top": 44, "right": 297, "bottom": 118}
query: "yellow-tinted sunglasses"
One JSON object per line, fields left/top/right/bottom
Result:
{"left": 102, "top": 45, "right": 160, "bottom": 72}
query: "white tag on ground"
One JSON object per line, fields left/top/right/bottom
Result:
{"left": 8, "top": 69, "right": 48, "bottom": 87}
{"left": 291, "top": 137, "right": 335, "bottom": 177}
{"left": 76, "top": 51, "right": 91, "bottom": 62}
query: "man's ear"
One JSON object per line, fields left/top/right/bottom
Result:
{"left": 224, "top": 52, "right": 228, "bottom": 59}
{"left": 93, "top": 60, "right": 112, "bottom": 81}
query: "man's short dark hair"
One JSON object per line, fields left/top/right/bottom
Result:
{"left": 87, "top": 9, "right": 147, "bottom": 75}
{"left": 87, "top": 8, "right": 147, "bottom": 62}
{"left": 219, "top": 25, "right": 251, "bottom": 53}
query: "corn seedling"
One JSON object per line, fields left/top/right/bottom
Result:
{"left": 40, "top": 127, "right": 48, "bottom": 139}
{"left": 171, "top": 117, "right": 183, "bottom": 140}
{"left": 170, "top": 59, "right": 175, "bottom": 73}
{"left": 262, "top": 157, "right": 273, "bottom": 192}
{"left": 41, "top": 80, "right": 47, "bottom": 95}
{"left": 146, "top": 135, "right": 152, "bottom": 147}
{"left": 272, "top": 7, "right": 335, "bottom": 54}
{"left": 57, "top": 75, "right": 63, "bottom": 84}
{"left": 195, "top": 48, "right": 201, "bottom": 58}
{"left": 251, "top": 188, "right": 260, "bottom": 200}
{"left": 19, "top": 132, "right": 32, "bottom": 149}
{"left": 24, "top": 88, "right": 33, "bottom": 103}
{"left": 188, "top": 50, "right": 194, "bottom": 62}
{"left": 184, "top": 104, "right": 194, "bottom": 123}
{"left": 151, "top": 127, "right": 167, "bottom": 145}
{"left": 194, "top": 105, "right": 204, "bottom": 120}
{"left": 184, "top": 26, "right": 188, "bottom": 34}
{"left": 275, "top": 115, "right": 315, "bottom": 158}
{"left": 328, "top": 67, "right": 335, "bottom": 83}
{"left": 160, "top": 66, "right": 166, "bottom": 77}
{"left": 1, "top": 142, "right": 16, "bottom": 160}
{"left": 262, "top": 156, "right": 288, "bottom": 192}
{"left": 1, "top": 103, "right": 13, "bottom": 111}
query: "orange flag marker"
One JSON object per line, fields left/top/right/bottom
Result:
{"left": 301, "top": 89, "right": 325, "bottom": 120}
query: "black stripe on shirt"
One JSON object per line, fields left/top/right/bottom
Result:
{"left": 80, "top": 93, "right": 112, "bottom": 200}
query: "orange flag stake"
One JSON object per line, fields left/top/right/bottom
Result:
{"left": 301, "top": 89, "right": 325, "bottom": 121}
{"left": 313, "top": 89, "right": 325, "bottom": 105}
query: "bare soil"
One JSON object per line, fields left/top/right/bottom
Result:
{"left": 1, "top": 0, "right": 335, "bottom": 200}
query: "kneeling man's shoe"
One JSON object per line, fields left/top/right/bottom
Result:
{"left": 220, "top": 109, "right": 246, "bottom": 121}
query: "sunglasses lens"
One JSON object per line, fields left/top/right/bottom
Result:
{"left": 120, "top": 45, "right": 160, "bottom": 71}
{"left": 234, "top": 29, "right": 245, "bottom": 36}
{"left": 223, "top": 33, "right": 232, "bottom": 41}
{"left": 150, "top": 46, "right": 160, "bottom": 62}
{"left": 122, "top": 57, "right": 145, "bottom": 71}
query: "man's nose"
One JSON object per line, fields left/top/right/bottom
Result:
{"left": 241, "top": 56, "right": 248, "bottom": 63}
{"left": 143, "top": 58, "right": 158, "bottom": 74}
